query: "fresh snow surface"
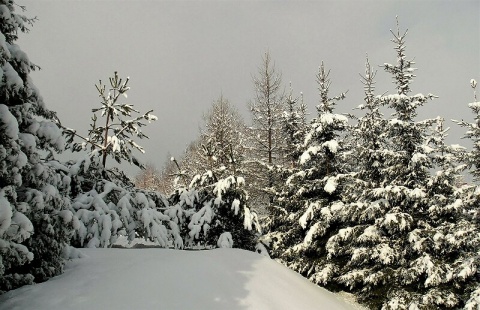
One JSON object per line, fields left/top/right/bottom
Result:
{"left": 0, "top": 248, "right": 361, "bottom": 310}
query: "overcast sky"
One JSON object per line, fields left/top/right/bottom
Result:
{"left": 17, "top": 0, "right": 480, "bottom": 177}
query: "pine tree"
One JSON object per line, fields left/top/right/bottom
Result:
{"left": 67, "top": 165, "right": 184, "bottom": 249}
{"left": 0, "top": 1, "right": 73, "bottom": 293}
{"left": 63, "top": 71, "right": 157, "bottom": 173}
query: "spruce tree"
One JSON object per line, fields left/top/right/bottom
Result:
{"left": 322, "top": 22, "right": 479, "bottom": 309}
{"left": 166, "top": 170, "right": 260, "bottom": 250}
{"left": 453, "top": 79, "right": 480, "bottom": 309}
{"left": 263, "top": 85, "right": 307, "bottom": 244}
{"left": 0, "top": 1, "right": 72, "bottom": 293}
{"left": 456, "top": 79, "right": 480, "bottom": 183}
{"left": 282, "top": 85, "right": 308, "bottom": 168}
{"left": 271, "top": 62, "right": 349, "bottom": 282}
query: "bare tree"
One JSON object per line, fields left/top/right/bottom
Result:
{"left": 134, "top": 162, "right": 161, "bottom": 191}
{"left": 172, "top": 95, "right": 246, "bottom": 183}
{"left": 200, "top": 94, "right": 246, "bottom": 177}
{"left": 246, "top": 52, "right": 286, "bottom": 210}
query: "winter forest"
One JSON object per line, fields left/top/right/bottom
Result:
{"left": 1, "top": 1, "right": 479, "bottom": 309}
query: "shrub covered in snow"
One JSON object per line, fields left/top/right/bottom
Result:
{"left": 64, "top": 155, "right": 260, "bottom": 251}
{"left": 59, "top": 154, "right": 183, "bottom": 249}
{"left": 168, "top": 171, "right": 261, "bottom": 250}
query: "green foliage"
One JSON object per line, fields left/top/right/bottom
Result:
{"left": 268, "top": 61, "right": 350, "bottom": 288}
{"left": 0, "top": 0, "right": 72, "bottom": 293}
{"left": 64, "top": 72, "right": 157, "bottom": 169}
{"left": 168, "top": 171, "right": 260, "bottom": 250}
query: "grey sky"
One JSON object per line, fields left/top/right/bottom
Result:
{"left": 17, "top": 0, "right": 479, "bottom": 177}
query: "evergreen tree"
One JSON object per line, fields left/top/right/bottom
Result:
{"left": 270, "top": 61, "right": 349, "bottom": 281}
{"left": 0, "top": 1, "right": 72, "bottom": 293}
{"left": 320, "top": 22, "right": 479, "bottom": 309}
{"left": 63, "top": 71, "right": 157, "bottom": 172}
{"left": 282, "top": 84, "right": 308, "bottom": 168}
{"left": 60, "top": 74, "right": 180, "bottom": 250}
{"left": 456, "top": 79, "right": 480, "bottom": 183}
{"left": 166, "top": 171, "right": 260, "bottom": 250}
{"left": 349, "top": 57, "right": 387, "bottom": 190}
{"left": 453, "top": 79, "right": 480, "bottom": 309}
{"left": 67, "top": 161, "right": 184, "bottom": 249}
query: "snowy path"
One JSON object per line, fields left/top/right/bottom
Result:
{"left": 0, "top": 248, "right": 360, "bottom": 310}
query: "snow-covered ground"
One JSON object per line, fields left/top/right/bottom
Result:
{"left": 0, "top": 247, "right": 364, "bottom": 310}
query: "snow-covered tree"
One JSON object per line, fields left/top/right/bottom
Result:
{"left": 55, "top": 72, "right": 179, "bottom": 250}
{"left": 0, "top": 1, "right": 73, "bottom": 293}
{"left": 67, "top": 165, "right": 183, "bottom": 250}
{"left": 316, "top": 23, "right": 479, "bottom": 309}
{"left": 347, "top": 57, "right": 387, "bottom": 191}
{"left": 182, "top": 95, "right": 246, "bottom": 180}
{"left": 456, "top": 79, "right": 480, "bottom": 183}
{"left": 262, "top": 84, "right": 307, "bottom": 237}
{"left": 281, "top": 85, "right": 308, "bottom": 168}
{"left": 166, "top": 172, "right": 260, "bottom": 250}
{"left": 166, "top": 96, "right": 245, "bottom": 190}
{"left": 200, "top": 95, "right": 245, "bottom": 176}
{"left": 174, "top": 141, "right": 202, "bottom": 186}
{"left": 269, "top": 61, "right": 349, "bottom": 278}
{"left": 451, "top": 79, "right": 480, "bottom": 309}
{"left": 63, "top": 71, "right": 157, "bottom": 172}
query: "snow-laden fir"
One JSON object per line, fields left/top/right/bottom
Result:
{"left": 264, "top": 23, "right": 480, "bottom": 309}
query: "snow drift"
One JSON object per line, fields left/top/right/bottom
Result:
{"left": 0, "top": 248, "right": 359, "bottom": 310}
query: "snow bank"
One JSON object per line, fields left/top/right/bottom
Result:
{"left": 0, "top": 248, "right": 359, "bottom": 310}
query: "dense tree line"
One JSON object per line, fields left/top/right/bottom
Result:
{"left": 149, "top": 25, "right": 479, "bottom": 309}
{"left": 1, "top": 2, "right": 479, "bottom": 309}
